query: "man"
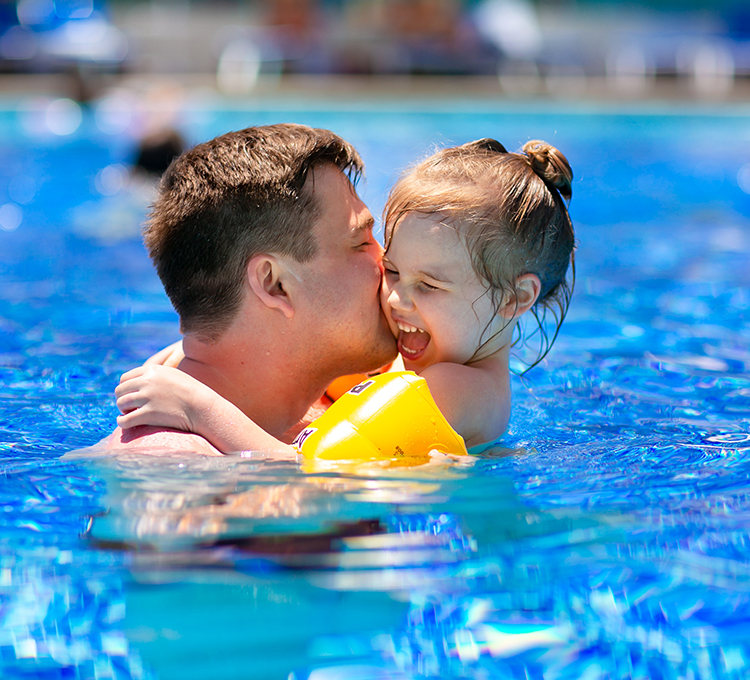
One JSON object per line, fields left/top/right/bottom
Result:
{"left": 104, "top": 124, "right": 397, "bottom": 454}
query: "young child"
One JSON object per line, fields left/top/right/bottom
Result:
{"left": 115, "top": 138, "right": 575, "bottom": 455}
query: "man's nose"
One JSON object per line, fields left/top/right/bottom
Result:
{"left": 369, "top": 238, "right": 384, "bottom": 259}
{"left": 367, "top": 240, "right": 385, "bottom": 273}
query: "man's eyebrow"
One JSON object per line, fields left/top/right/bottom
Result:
{"left": 354, "top": 215, "right": 375, "bottom": 233}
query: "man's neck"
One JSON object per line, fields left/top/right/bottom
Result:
{"left": 180, "top": 331, "right": 328, "bottom": 440}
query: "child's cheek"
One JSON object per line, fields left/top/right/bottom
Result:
{"left": 379, "top": 280, "right": 398, "bottom": 337}
{"left": 379, "top": 278, "right": 391, "bottom": 314}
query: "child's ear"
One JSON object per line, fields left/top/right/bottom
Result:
{"left": 246, "top": 255, "right": 295, "bottom": 319}
{"left": 499, "top": 274, "right": 541, "bottom": 319}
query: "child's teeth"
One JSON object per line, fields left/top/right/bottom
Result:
{"left": 397, "top": 322, "right": 420, "bottom": 333}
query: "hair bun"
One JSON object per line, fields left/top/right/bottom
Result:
{"left": 522, "top": 140, "right": 573, "bottom": 202}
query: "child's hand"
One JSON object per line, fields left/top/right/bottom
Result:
{"left": 115, "top": 365, "right": 202, "bottom": 433}
{"left": 116, "top": 364, "right": 297, "bottom": 457}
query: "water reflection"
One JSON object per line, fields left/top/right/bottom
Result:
{"left": 70, "top": 449, "right": 639, "bottom": 679}
{"left": 72, "top": 452, "right": 499, "bottom": 678}
{"left": 82, "top": 451, "right": 477, "bottom": 549}
{"left": 14, "top": 439, "right": 750, "bottom": 678}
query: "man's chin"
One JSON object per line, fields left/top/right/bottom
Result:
{"left": 327, "top": 315, "right": 398, "bottom": 377}
{"left": 364, "top": 332, "right": 399, "bottom": 373}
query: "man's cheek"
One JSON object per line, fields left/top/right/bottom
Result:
{"left": 363, "top": 255, "right": 383, "bottom": 288}
{"left": 379, "top": 282, "right": 390, "bottom": 312}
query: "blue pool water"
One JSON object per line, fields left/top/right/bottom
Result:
{"left": 0, "top": 95, "right": 749, "bottom": 679}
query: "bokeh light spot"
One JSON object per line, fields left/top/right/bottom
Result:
{"left": 0, "top": 203, "right": 23, "bottom": 232}
{"left": 737, "top": 164, "right": 750, "bottom": 195}
{"left": 95, "top": 164, "right": 128, "bottom": 196}
{"left": 45, "top": 99, "right": 82, "bottom": 136}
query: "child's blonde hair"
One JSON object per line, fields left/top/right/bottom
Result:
{"left": 384, "top": 138, "right": 575, "bottom": 368}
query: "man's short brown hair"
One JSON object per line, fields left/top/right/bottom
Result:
{"left": 143, "top": 124, "right": 363, "bottom": 341}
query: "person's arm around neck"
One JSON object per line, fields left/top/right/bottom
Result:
{"left": 116, "top": 365, "right": 297, "bottom": 457}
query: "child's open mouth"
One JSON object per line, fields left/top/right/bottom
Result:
{"left": 396, "top": 321, "right": 431, "bottom": 360}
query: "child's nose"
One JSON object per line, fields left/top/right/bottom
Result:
{"left": 387, "top": 284, "right": 413, "bottom": 311}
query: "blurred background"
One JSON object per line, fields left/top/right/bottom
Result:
{"left": 0, "top": 0, "right": 749, "bottom": 102}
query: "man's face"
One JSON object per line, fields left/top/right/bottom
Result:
{"left": 295, "top": 164, "right": 397, "bottom": 376}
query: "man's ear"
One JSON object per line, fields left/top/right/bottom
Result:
{"left": 499, "top": 273, "right": 541, "bottom": 319}
{"left": 246, "top": 255, "right": 295, "bottom": 319}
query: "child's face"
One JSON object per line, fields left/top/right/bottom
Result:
{"left": 381, "top": 213, "right": 506, "bottom": 372}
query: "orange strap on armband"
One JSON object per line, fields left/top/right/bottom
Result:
{"left": 323, "top": 361, "right": 396, "bottom": 402}
{"left": 293, "top": 371, "right": 467, "bottom": 464}
{"left": 324, "top": 373, "right": 369, "bottom": 402}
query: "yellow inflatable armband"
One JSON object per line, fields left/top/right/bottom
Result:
{"left": 293, "top": 371, "right": 467, "bottom": 464}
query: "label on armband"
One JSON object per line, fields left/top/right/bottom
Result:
{"left": 292, "top": 426, "right": 318, "bottom": 450}
{"left": 348, "top": 379, "right": 374, "bottom": 396}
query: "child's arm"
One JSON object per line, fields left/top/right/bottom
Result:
{"left": 419, "top": 362, "right": 511, "bottom": 449}
{"left": 144, "top": 340, "right": 185, "bottom": 367}
{"left": 115, "top": 365, "right": 296, "bottom": 456}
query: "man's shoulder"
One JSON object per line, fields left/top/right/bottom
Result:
{"left": 99, "top": 426, "right": 223, "bottom": 456}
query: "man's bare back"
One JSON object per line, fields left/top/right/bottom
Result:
{"left": 102, "top": 426, "right": 223, "bottom": 456}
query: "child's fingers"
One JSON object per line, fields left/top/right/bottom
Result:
{"left": 114, "top": 381, "right": 129, "bottom": 399}
{"left": 114, "top": 377, "right": 144, "bottom": 400}
{"left": 145, "top": 341, "right": 184, "bottom": 367}
{"left": 116, "top": 391, "right": 145, "bottom": 415}
{"left": 116, "top": 404, "right": 187, "bottom": 432}
{"left": 144, "top": 344, "right": 173, "bottom": 366}
{"left": 117, "top": 409, "right": 150, "bottom": 430}
{"left": 119, "top": 366, "right": 146, "bottom": 384}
